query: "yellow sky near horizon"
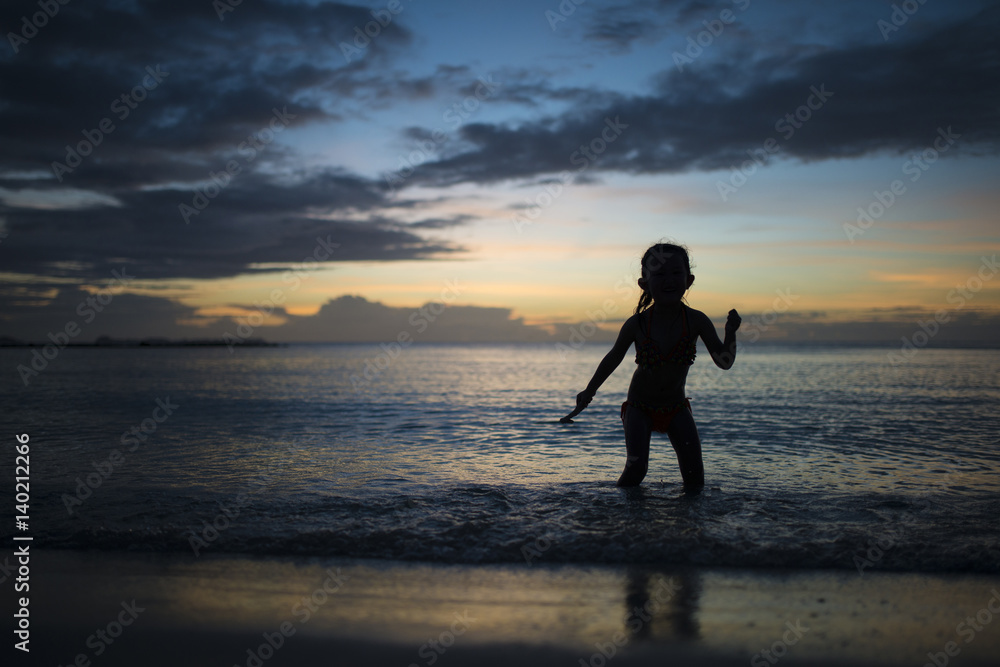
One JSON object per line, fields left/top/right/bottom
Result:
{"left": 88, "top": 235, "right": 999, "bottom": 332}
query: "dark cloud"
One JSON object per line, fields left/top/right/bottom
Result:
{"left": 0, "top": 169, "right": 459, "bottom": 281}
{"left": 0, "top": 0, "right": 398, "bottom": 171}
{"left": 0, "top": 285, "right": 228, "bottom": 343}
{"left": 584, "top": 17, "right": 654, "bottom": 51}
{"left": 0, "top": 1, "right": 471, "bottom": 282}
{"left": 1, "top": 0, "right": 996, "bottom": 346}
{"left": 0, "top": 291, "right": 560, "bottom": 344}
{"left": 405, "top": 6, "right": 1000, "bottom": 186}
{"left": 577, "top": 0, "right": 743, "bottom": 52}
{"left": 276, "top": 295, "right": 556, "bottom": 343}
{"left": 405, "top": 214, "right": 476, "bottom": 229}
{"left": 5, "top": 287, "right": 996, "bottom": 348}
{"left": 742, "top": 308, "right": 1000, "bottom": 348}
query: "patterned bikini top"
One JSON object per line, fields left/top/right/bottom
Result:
{"left": 635, "top": 305, "right": 697, "bottom": 369}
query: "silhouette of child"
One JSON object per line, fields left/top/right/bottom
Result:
{"left": 568, "top": 242, "right": 740, "bottom": 490}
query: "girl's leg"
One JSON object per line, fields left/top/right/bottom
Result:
{"left": 665, "top": 404, "right": 704, "bottom": 491}
{"left": 618, "top": 404, "right": 652, "bottom": 487}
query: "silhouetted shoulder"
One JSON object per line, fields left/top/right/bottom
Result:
{"left": 608, "top": 313, "right": 642, "bottom": 355}
{"left": 621, "top": 312, "right": 641, "bottom": 331}
{"left": 685, "top": 306, "right": 726, "bottom": 350}
{"left": 685, "top": 306, "right": 713, "bottom": 329}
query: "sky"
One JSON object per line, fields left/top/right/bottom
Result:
{"left": 1, "top": 0, "right": 998, "bottom": 346}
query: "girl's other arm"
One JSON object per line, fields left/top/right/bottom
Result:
{"left": 694, "top": 309, "right": 740, "bottom": 370}
{"left": 576, "top": 315, "right": 638, "bottom": 407}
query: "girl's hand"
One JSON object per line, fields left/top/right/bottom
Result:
{"left": 725, "top": 309, "right": 741, "bottom": 335}
{"left": 560, "top": 389, "right": 595, "bottom": 422}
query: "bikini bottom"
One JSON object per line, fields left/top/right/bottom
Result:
{"left": 621, "top": 398, "right": 691, "bottom": 433}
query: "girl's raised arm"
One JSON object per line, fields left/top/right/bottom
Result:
{"left": 693, "top": 308, "right": 741, "bottom": 370}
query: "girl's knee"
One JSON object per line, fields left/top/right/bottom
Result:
{"left": 617, "top": 456, "right": 648, "bottom": 487}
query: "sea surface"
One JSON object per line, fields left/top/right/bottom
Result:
{"left": 2, "top": 343, "right": 998, "bottom": 573}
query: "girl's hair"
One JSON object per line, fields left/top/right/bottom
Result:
{"left": 634, "top": 242, "right": 693, "bottom": 315}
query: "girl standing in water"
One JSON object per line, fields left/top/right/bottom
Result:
{"left": 566, "top": 242, "right": 741, "bottom": 490}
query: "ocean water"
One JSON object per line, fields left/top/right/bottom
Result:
{"left": 2, "top": 343, "right": 998, "bottom": 573}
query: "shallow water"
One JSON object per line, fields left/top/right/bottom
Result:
{"left": 3, "top": 343, "right": 998, "bottom": 572}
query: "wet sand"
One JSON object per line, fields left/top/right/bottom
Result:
{"left": 21, "top": 549, "right": 1000, "bottom": 666}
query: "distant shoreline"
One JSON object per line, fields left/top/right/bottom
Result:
{"left": 0, "top": 336, "right": 280, "bottom": 348}
{"left": 1, "top": 338, "right": 996, "bottom": 350}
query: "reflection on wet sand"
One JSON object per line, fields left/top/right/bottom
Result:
{"left": 623, "top": 568, "right": 703, "bottom": 643}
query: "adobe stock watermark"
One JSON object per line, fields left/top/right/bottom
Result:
{"left": 0, "top": 555, "right": 18, "bottom": 586}
{"left": 178, "top": 106, "right": 297, "bottom": 224}
{"left": 6, "top": 0, "right": 72, "bottom": 55}
{"left": 555, "top": 273, "right": 635, "bottom": 360}
{"left": 51, "top": 65, "right": 170, "bottom": 182}
{"left": 739, "top": 288, "right": 799, "bottom": 343}
{"left": 223, "top": 235, "right": 340, "bottom": 351}
{"left": 521, "top": 533, "right": 556, "bottom": 564}
{"left": 407, "top": 611, "right": 476, "bottom": 667}
{"left": 878, "top": 0, "right": 930, "bottom": 41}
{"left": 545, "top": 0, "right": 586, "bottom": 30}
{"left": 187, "top": 443, "right": 302, "bottom": 556}
{"left": 62, "top": 398, "right": 179, "bottom": 516}
{"left": 684, "top": 285, "right": 799, "bottom": 399}
{"left": 213, "top": 0, "right": 244, "bottom": 21}
{"left": 920, "top": 589, "right": 1000, "bottom": 667}
{"left": 717, "top": 85, "right": 833, "bottom": 201}
{"left": 233, "top": 567, "right": 350, "bottom": 667}
{"left": 850, "top": 497, "right": 933, "bottom": 575}
{"left": 16, "top": 267, "right": 135, "bottom": 386}
{"left": 577, "top": 577, "right": 681, "bottom": 666}
{"left": 510, "top": 116, "right": 628, "bottom": 233}
{"left": 887, "top": 255, "right": 997, "bottom": 366}
{"left": 350, "top": 279, "right": 463, "bottom": 390}
{"left": 53, "top": 600, "right": 145, "bottom": 665}
{"left": 852, "top": 526, "right": 905, "bottom": 576}
{"left": 844, "top": 126, "right": 960, "bottom": 243}
{"left": 750, "top": 619, "right": 809, "bottom": 666}
{"left": 384, "top": 74, "right": 501, "bottom": 193}
{"left": 340, "top": 0, "right": 415, "bottom": 63}
{"left": 672, "top": 0, "right": 751, "bottom": 71}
